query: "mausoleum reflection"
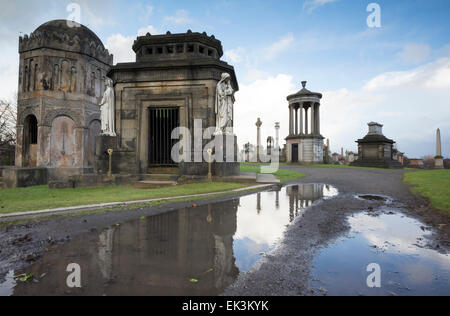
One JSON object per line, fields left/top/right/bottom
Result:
{"left": 8, "top": 184, "right": 338, "bottom": 296}
{"left": 12, "top": 200, "right": 240, "bottom": 296}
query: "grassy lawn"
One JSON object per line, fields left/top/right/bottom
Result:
{"left": 404, "top": 170, "right": 450, "bottom": 213}
{"left": 240, "top": 164, "right": 305, "bottom": 182}
{"left": 0, "top": 182, "right": 248, "bottom": 214}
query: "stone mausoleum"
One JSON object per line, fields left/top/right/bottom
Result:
{"left": 3, "top": 20, "right": 239, "bottom": 188}
{"left": 103, "top": 30, "right": 239, "bottom": 177}
{"left": 350, "top": 122, "right": 403, "bottom": 169}
{"left": 285, "top": 81, "right": 324, "bottom": 164}
{"left": 3, "top": 20, "right": 113, "bottom": 188}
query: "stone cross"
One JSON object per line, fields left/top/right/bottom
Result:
{"left": 435, "top": 128, "right": 444, "bottom": 169}
{"left": 256, "top": 118, "right": 262, "bottom": 162}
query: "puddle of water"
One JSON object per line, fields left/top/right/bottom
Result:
{"left": 358, "top": 195, "right": 388, "bottom": 202}
{"left": 311, "top": 211, "right": 450, "bottom": 296}
{"left": 2, "top": 184, "right": 337, "bottom": 296}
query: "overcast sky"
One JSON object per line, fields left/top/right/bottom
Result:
{"left": 0, "top": 0, "right": 449, "bottom": 158}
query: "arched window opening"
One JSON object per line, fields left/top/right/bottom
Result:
{"left": 26, "top": 115, "right": 38, "bottom": 144}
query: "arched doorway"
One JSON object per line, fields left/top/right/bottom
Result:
{"left": 23, "top": 115, "right": 38, "bottom": 167}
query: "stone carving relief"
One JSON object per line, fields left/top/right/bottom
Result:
{"left": 50, "top": 116, "right": 80, "bottom": 167}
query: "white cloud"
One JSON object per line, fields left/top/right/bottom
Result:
{"left": 234, "top": 74, "right": 297, "bottom": 148}
{"left": 163, "top": 9, "right": 193, "bottom": 26}
{"left": 263, "top": 33, "right": 294, "bottom": 60}
{"left": 397, "top": 43, "right": 431, "bottom": 64}
{"left": 235, "top": 58, "right": 450, "bottom": 158}
{"left": 303, "top": 0, "right": 338, "bottom": 13}
{"left": 224, "top": 47, "right": 246, "bottom": 64}
{"left": 364, "top": 58, "right": 450, "bottom": 91}
{"left": 324, "top": 58, "right": 450, "bottom": 157}
{"left": 105, "top": 26, "right": 159, "bottom": 64}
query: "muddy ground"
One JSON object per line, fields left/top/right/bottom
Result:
{"left": 1, "top": 166, "right": 449, "bottom": 295}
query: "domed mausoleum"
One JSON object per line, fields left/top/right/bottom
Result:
{"left": 8, "top": 20, "right": 113, "bottom": 186}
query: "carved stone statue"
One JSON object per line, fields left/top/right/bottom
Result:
{"left": 214, "top": 73, "right": 235, "bottom": 135}
{"left": 99, "top": 78, "right": 116, "bottom": 136}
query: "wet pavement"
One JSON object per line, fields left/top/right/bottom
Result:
{"left": 0, "top": 184, "right": 337, "bottom": 296}
{"left": 0, "top": 180, "right": 449, "bottom": 296}
{"left": 310, "top": 210, "right": 450, "bottom": 296}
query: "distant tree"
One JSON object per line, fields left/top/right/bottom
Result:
{"left": 0, "top": 98, "right": 17, "bottom": 147}
{"left": 0, "top": 98, "right": 17, "bottom": 165}
{"left": 422, "top": 155, "right": 435, "bottom": 170}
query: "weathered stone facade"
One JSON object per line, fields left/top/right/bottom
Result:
{"left": 105, "top": 31, "right": 239, "bottom": 176}
{"left": 14, "top": 20, "right": 113, "bottom": 184}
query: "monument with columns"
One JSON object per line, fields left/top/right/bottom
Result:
{"left": 285, "top": 81, "right": 324, "bottom": 164}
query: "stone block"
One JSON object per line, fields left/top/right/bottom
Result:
{"left": 2, "top": 167, "right": 48, "bottom": 188}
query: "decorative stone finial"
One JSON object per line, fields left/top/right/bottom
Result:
{"left": 302, "top": 81, "right": 307, "bottom": 89}
{"left": 166, "top": 31, "right": 171, "bottom": 35}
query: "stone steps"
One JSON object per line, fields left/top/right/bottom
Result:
{"left": 147, "top": 167, "right": 179, "bottom": 175}
{"left": 135, "top": 179, "right": 178, "bottom": 189}
{"left": 140, "top": 174, "right": 179, "bottom": 181}
{"left": 135, "top": 173, "right": 179, "bottom": 189}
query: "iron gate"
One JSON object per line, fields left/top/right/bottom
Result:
{"left": 148, "top": 107, "right": 180, "bottom": 167}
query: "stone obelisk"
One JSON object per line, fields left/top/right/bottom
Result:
{"left": 435, "top": 128, "right": 444, "bottom": 169}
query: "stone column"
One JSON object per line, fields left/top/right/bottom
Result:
{"left": 300, "top": 103, "right": 304, "bottom": 135}
{"left": 256, "top": 118, "right": 262, "bottom": 162}
{"left": 289, "top": 106, "right": 293, "bottom": 135}
{"left": 295, "top": 108, "right": 298, "bottom": 135}
{"left": 316, "top": 103, "right": 320, "bottom": 135}
{"left": 311, "top": 103, "right": 315, "bottom": 135}
{"left": 435, "top": 128, "right": 444, "bottom": 169}
{"left": 275, "top": 122, "right": 280, "bottom": 149}
{"left": 304, "top": 107, "right": 309, "bottom": 134}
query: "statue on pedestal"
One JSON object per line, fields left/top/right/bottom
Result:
{"left": 99, "top": 79, "right": 116, "bottom": 137}
{"left": 214, "top": 73, "right": 235, "bottom": 136}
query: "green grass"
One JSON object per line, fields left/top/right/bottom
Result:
{"left": 0, "top": 182, "right": 248, "bottom": 214}
{"left": 240, "top": 164, "right": 305, "bottom": 182}
{"left": 404, "top": 169, "right": 450, "bottom": 213}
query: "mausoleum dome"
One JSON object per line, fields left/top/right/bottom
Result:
{"left": 19, "top": 20, "right": 113, "bottom": 65}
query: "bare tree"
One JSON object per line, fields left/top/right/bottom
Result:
{"left": 0, "top": 98, "right": 17, "bottom": 147}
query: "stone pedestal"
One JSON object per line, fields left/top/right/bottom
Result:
{"left": 94, "top": 135, "right": 118, "bottom": 175}
{"left": 213, "top": 134, "right": 240, "bottom": 177}
{"left": 435, "top": 156, "right": 444, "bottom": 169}
{"left": 2, "top": 167, "right": 48, "bottom": 188}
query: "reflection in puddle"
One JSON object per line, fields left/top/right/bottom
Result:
{"left": 2, "top": 184, "right": 337, "bottom": 296}
{"left": 311, "top": 212, "right": 450, "bottom": 296}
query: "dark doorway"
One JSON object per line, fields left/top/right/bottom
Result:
{"left": 148, "top": 108, "right": 179, "bottom": 167}
{"left": 24, "top": 115, "right": 38, "bottom": 167}
{"left": 292, "top": 144, "right": 299, "bottom": 163}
